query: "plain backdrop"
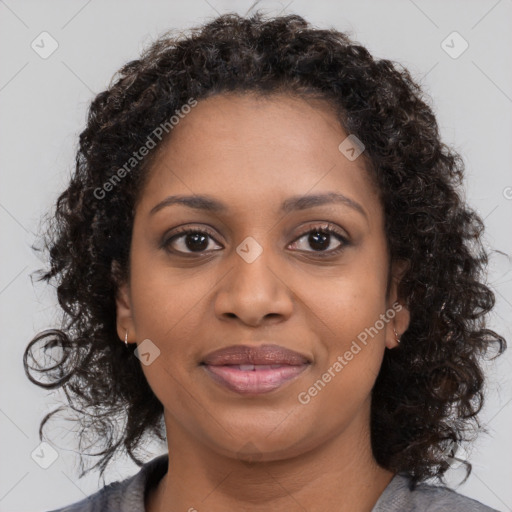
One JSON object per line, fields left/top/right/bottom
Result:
{"left": 1, "top": 1, "right": 511, "bottom": 511}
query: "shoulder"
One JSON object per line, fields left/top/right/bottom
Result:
{"left": 45, "top": 454, "right": 169, "bottom": 512}
{"left": 372, "top": 474, "right": 500, "bottom": 512}
{"left": 45, "top": 481, "right": 124, "bottom": 512}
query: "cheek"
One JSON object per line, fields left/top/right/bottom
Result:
{"left": 294, "top": 246, "right": 389, "bottom": 386}
{"left": 127, "top": 257, "right": 209, "bottom": 404}
{"left": 314, "top": 288, "right": 388, "bottom": 385}
{"left": 129, "top": 247, "right": 212, "bottom": 338}
{"left": 295, "top": 255, "right": 389, "bottom": 342}
{"left": 297, "top": 283, "right": 388, "bottom": 423}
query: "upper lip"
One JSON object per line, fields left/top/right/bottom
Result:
{"left": 202, "top": 344, "right": 311, "bottom": 366}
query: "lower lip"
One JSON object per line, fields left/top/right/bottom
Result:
{"left": 202, "top": 364, "right": 309, "bottom": 395}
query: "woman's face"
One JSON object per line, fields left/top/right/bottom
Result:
{"left": 116, "top": 92, "right": 410, "bottom": 462}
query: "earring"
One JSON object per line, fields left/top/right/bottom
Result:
{"left": 393, "top": 328, "right": 401, "bottom": 345}
{"left": 125, "top": 331, "right": 129, "bottom": 347}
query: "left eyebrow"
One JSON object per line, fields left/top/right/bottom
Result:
{"left": 149, "top": 192, "right": 368, "bottom": 220}
{"left": 279, "top": 192, "right": 367, "bottom": 220}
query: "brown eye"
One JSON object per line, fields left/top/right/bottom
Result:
{"left": 163, "top": 227, "right": 222, "bottom": 254}
{"left": 289, "top": 224, "right": 349, "bottom": 256}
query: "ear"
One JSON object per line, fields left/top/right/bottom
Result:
{"left": 385, "top": 258, "right": 411, "bottom": 349}
{"left": 112, "top": 260, "right": 135, "bottom": 345}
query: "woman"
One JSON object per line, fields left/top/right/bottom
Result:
{"left": 24, "top": 11, "right": 506, "bottom": 512}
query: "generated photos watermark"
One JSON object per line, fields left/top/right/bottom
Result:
{"left": 94, "top": 97, "right": 198, "bottom": 200}
{"left": 297, "top": 302, "right": 403, "bottom": 405}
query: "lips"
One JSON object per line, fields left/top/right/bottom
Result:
{"left": 201, "top": 344, "right": 311, "bottom": 366}
{"left": 201, "top": 344, "right": 311, "bottom": 395}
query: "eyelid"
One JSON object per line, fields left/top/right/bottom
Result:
{"left": 161, "top": 224, "right": 223, "bottom": 252}
{"left": 288, "top": 222, "right": 349, "bottom": 256}
{"left": 292, "top": 222, "right": 349, "bottom": 243}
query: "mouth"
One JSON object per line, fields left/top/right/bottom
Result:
{"left": 200, "top": 344, "right": 311, "bottom": 395}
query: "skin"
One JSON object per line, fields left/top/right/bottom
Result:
{"left": 116, "top": 92, "right": 410, "bottom": 512}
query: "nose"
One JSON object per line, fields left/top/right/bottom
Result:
{"left": 213, "top": 242, "right": 294, "bottom": 327}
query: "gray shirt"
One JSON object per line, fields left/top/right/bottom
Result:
{"left": 47, "top": 454, "right": 501, "bottom": 511}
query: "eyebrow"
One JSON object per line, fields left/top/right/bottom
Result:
{"left": 149, "top": 192, "right": 368, "bottom": 219}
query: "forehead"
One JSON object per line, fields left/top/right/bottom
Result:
{"left": 138, "top": 92, "right": 382, "bottom": 224}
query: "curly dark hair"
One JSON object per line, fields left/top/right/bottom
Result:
{"left": 24, "top": 11, "right": 506, "bottom": 485}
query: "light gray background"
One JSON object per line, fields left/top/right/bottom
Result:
{"left": 1, "top": 1, "right": 511, "bottom": 511}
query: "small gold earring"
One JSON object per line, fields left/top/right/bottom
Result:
{"left": 393, "top": 328, "right": 401, "bottom": 345}
{"left": 124, "top": 331, "right": 129, "bottom": 347}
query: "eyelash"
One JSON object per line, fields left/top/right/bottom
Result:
{"left": 162, "top": 223, "right": 349, "bottom": 258}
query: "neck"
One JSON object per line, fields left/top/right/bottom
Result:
{"left": 146, "top": 411, "right": 394, "bottom": 512}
